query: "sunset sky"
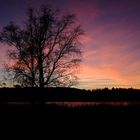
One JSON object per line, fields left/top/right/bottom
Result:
{"left": 0, "top": 0, "right": 140, "bottom": 89}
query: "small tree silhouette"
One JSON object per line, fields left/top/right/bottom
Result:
{"left": 0, "top": 5, "right": 84, "bottom": 88}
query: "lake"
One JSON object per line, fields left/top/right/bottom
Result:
{"left": 46, "top": 102, "right": 140, "bottom": 107}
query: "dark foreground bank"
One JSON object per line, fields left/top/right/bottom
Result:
{"left": 0, "top": 101, "right": 140, "bottom": 115}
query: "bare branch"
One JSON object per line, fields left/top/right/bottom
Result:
{"left": 0, "top": 5, "right": 83, "bottom": 87}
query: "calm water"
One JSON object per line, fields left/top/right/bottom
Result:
{"left": 46, "top": 102, "right": 140, "bottom": 107}
{"left": 1, "top": 102, "right": 140, "bottom": 107}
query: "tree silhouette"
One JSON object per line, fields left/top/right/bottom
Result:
{"left": 0, "top": 6, "right": 84, "bottom": 88}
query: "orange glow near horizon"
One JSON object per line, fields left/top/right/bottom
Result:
{"left": 77, "top": 64, "right": 140, "bottom": 89}
{"left": 1, "top": 0, "right": 140, "bottom": 89}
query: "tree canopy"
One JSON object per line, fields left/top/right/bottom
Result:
{"left": 0, "top": 6, "right": 84, "bottom": 88}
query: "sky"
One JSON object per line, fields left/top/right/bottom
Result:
{"left": 0, "top": 0, "right": 140, "bottom": 89}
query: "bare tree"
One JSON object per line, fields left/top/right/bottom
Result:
{"left": 0, "top": 6, "right": 83, "bottom": 88}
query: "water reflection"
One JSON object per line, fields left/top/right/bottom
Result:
{"left": 46, "top": 102, "right": 140, "bottom": 107}
{"left": 0, "top": 102, "right": 140, "bottom": 107}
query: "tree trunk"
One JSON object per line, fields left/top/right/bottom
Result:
{"left": 38, "top": 48, "right": 44, "bottom": 88}
{"left": 39, "top": 64, "right": 44, "bottom": 88}
{"left": 31, "top": 71, "right": 35, "bottom": 87}
{"left": 31, "top": 53, "right": 35, "bottom": 87}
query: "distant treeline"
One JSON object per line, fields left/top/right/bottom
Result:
{"left": 0, "top": 87, "right": 140, "bottom": 102}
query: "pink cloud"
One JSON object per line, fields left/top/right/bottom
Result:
{"left": 1, "top": 0, "right": 140, "bottom": 89}
{"left": 78, "top": 19, "right": 140, "bottom": 89}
